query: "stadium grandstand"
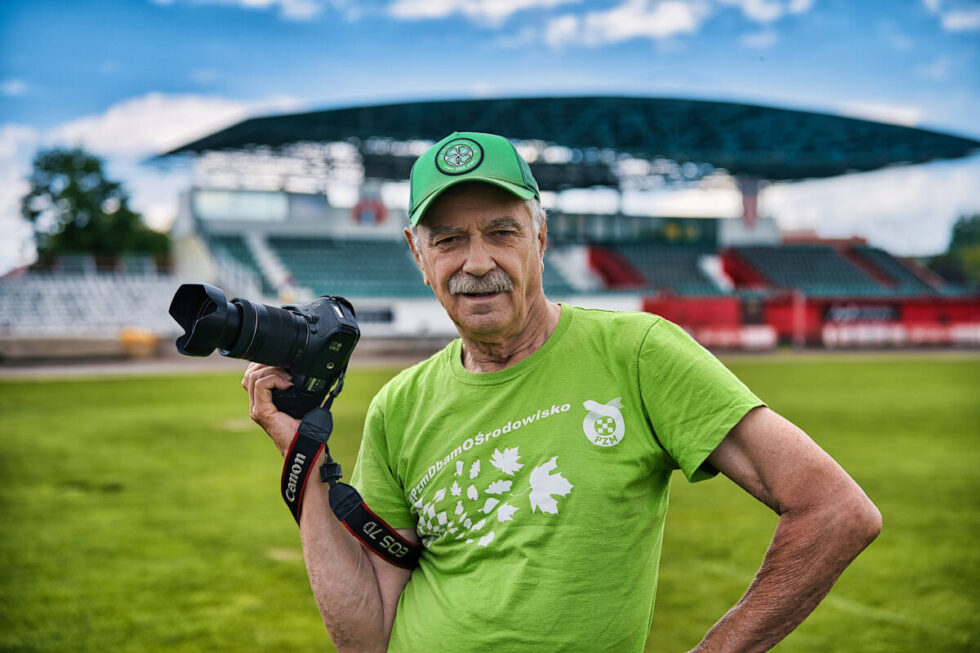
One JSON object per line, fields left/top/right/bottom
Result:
{"left": 2, "top": 96, "right": 979, "bottom": 360}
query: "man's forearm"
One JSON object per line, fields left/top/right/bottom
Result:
{"left": 692, "top": 498, "right": 881, "bottom": 653}
{"left": 297, "top": 465, "right": 391, "bottom": 652}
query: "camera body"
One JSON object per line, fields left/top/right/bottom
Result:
{"left": 169, "top": 284, "right": 360, "bottom": 418}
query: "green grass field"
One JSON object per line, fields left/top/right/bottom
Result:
{"left": 1, "top": 354, "right": 977, "bottom": 652}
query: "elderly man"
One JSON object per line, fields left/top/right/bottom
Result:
{"left": 243, "top": 131, "right": 881, "bottom": 652}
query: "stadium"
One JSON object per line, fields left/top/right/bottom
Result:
{"left": 2, "top": 96, "right": 978, "bottom": 360}
{"left": 2, "top": 95, "right": 979, "bottom": 652}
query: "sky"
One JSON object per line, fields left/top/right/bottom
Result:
{"left": 1, "top": 0, "right": 978, "bottom": 274}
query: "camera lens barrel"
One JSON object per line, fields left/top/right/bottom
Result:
{"left": 221, "top": 300, "right": 308, "bottom": 366}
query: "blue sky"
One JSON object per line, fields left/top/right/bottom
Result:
{"left": 1, "top": 0, "right": 978, "bottom": 273}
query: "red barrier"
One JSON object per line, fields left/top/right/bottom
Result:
{"left": 720, "top": 248, "right": 770, "bottom": 288}
{"left": 642, "top": 296, "right": 741, "bottom": 327}
{"left": 587, "top": 247, "right": 646, "bottom": 289}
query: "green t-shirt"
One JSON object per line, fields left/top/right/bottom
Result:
{"left": 350, "top": 305, "right": 763, "bottom": 652}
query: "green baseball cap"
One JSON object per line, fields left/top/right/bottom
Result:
{"left": 408, "top": 131, "right": 540, "bottom": 226}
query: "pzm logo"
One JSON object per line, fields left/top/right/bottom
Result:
{"left": 582, "top": 398, "right": 625, "bottom": 447}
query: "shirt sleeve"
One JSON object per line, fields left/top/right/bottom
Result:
{"left": 638, "top": 318, "right": 765, "bottom": 483}
{"left": 348, "top": 393, "right": 417, "bottom": 529}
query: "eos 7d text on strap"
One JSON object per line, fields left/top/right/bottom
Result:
{"left": 280, "top": 379, "right": 421, "bottom": 570}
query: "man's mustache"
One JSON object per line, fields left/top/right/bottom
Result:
{"left": 448, "top": 268, "right": 514, "bottom": 295}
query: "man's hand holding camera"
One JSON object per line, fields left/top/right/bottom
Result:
{"left": 242, "top": 363, "right": 299, "bottom": 457}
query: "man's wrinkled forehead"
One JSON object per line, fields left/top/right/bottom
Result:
{"left": 419, "top": 181, "right": 529, "bottom": 229}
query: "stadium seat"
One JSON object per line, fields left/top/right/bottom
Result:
{"left": 608, "top": 244, "right": 724, "bottom": 296}
{"left": 0, "top": 273, "right": 181, "bottom": 336}
{"left": 268, "top": 237, "right": 430, "bottom": 298}
{"left": 852, "top": 246, "right": 936, "bottom": 296}
{"left": 208, "top": 234, "right": 277, "bottom": 296}
{"left": 734, "top": 245, "right": 888, "bottom": 296}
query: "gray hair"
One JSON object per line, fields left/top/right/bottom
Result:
{"left": 411, "top": 197, "right": 546, "bottom": 251}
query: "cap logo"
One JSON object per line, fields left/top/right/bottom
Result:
{"left": 436, "top": 138, "right": 483, "bottom": 176}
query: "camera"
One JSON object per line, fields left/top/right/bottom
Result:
{"left": 168, "top": 283, "right": 360, "bottom": 418}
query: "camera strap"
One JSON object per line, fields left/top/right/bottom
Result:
{"left": 280, "top": 392, "right": 421, "bottom": 569}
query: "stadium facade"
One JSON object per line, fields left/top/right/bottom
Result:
{"left": 2, "top": 97, "right": 979, "bottom": 360}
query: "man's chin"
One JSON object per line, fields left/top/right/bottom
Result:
{"left": 450, "top": 295, "right": 518, "bottom": 336}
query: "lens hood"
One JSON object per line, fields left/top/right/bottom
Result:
{"left": 169, "top": 283, "right": 241, "bottom": 356}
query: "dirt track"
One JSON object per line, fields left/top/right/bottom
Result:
{"left": 1, "top": 343, "right": 977, "bottom": 380}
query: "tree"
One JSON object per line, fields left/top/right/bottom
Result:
{"left": 20, "top": 148, "right": 170, "bottom": 260}
{"left": 927, "top": 213, "right": 980, "bottom": 288}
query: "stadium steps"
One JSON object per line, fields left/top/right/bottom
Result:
{"left": 851, "top": 246, "right": 937, "bottom": 296}
{"left": 587, "top": 246, "right": 647, "bottom": 290}
{"left": 208, "top": 234, "right": 277, "bottom": 296}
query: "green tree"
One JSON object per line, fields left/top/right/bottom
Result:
{"left": 928, "top": 213, "right": 980, "bottom": 287}
{"left": 20, "top": 148, "right": 170, "bottom": 260}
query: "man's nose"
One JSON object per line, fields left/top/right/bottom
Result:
{"left": 461, "top": 236, "right": 495, "bottom": 277}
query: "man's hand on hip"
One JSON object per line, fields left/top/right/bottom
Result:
{"left": 242, "top": 362, "right": 300, "bottom": 456}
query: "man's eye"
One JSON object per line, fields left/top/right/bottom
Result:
{"left": 436, "top": 236, "right": 457, "bottom": 246}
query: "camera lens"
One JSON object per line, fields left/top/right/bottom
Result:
{"left": 221, "top": 299, "right": 307, "bottom": 365}
{"left": 169, "top": 283, "right": 309, "bottom": 366}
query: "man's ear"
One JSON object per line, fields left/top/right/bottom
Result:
{"left": 537, "top": 219, "right": 548, "bottom": 268}
{"left": 404, "top": 227, "right": 430, "bottom": 286}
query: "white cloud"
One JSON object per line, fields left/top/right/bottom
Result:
{"left": 786, "top": 0, "right": 813, "bottom": 13}
{"left": 152, "top": 0, "right": 325, "bottom": 20}
{"left": 719, "top": 0, "right": 784, "bottom": 23}
{"left": 718, "top": 0, "right": 813, "bottom": 23}
{"left": 941, "top": 7, "right": 980, "bottom": 30}
{"left": 0, "top": 92, "right": 305, "bottom": 275}
{"left": 539, "top": 0, "right": 812, "bottom": 48}
{"left": 836, "top": 100, "right": 923, "bottom": 127}
{"left": 921, "top": 0, "right": 980, "bottom": 32}
{"left": 2, "top": 79, "right": 28, "bottom": 97}
{"left": 546, "top": 0, "right": 711, "bottom": 47}
{"left": 0, "top": 125, "right": 42, "bottom": 273}
{"left": 45, "top": 92, "right": 303, "bottom": 157}
{"left": 545, "top": 14, "right": 582, "bottom": 46}
{"left": 389, "top": 0, "right": 580, "bottom": 25}
{"left": 764, "top": 158, "right": 980, "bottom": 256}
{"left": 739, "top": 27, "right": 779, "bottom": 49}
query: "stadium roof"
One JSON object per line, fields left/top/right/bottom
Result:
{"left": 162, "top": 96, "right": 980, "bottom": 183}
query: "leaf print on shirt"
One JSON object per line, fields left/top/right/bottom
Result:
{"left": 528, "top": 456, "right": 574, "bottom": 515}
{"left": 496, "top": 503, "right": 518, "bottom": 522}
{"left": 490, "top": 447, "right": 524, "bottom": 476}
{"left": 485, "top": 479, "right": 512, "bottom": 495}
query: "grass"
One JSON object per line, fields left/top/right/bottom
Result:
{"left": 0, "top": 354, "right": 977, "bottom": 652}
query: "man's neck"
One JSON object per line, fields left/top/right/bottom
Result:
{"left": 460, "top": 300, "right": 562, "bottom": 373}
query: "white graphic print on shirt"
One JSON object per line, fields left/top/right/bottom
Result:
{"left": 412, "top": 445, "right": 574, "bottom": 549}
